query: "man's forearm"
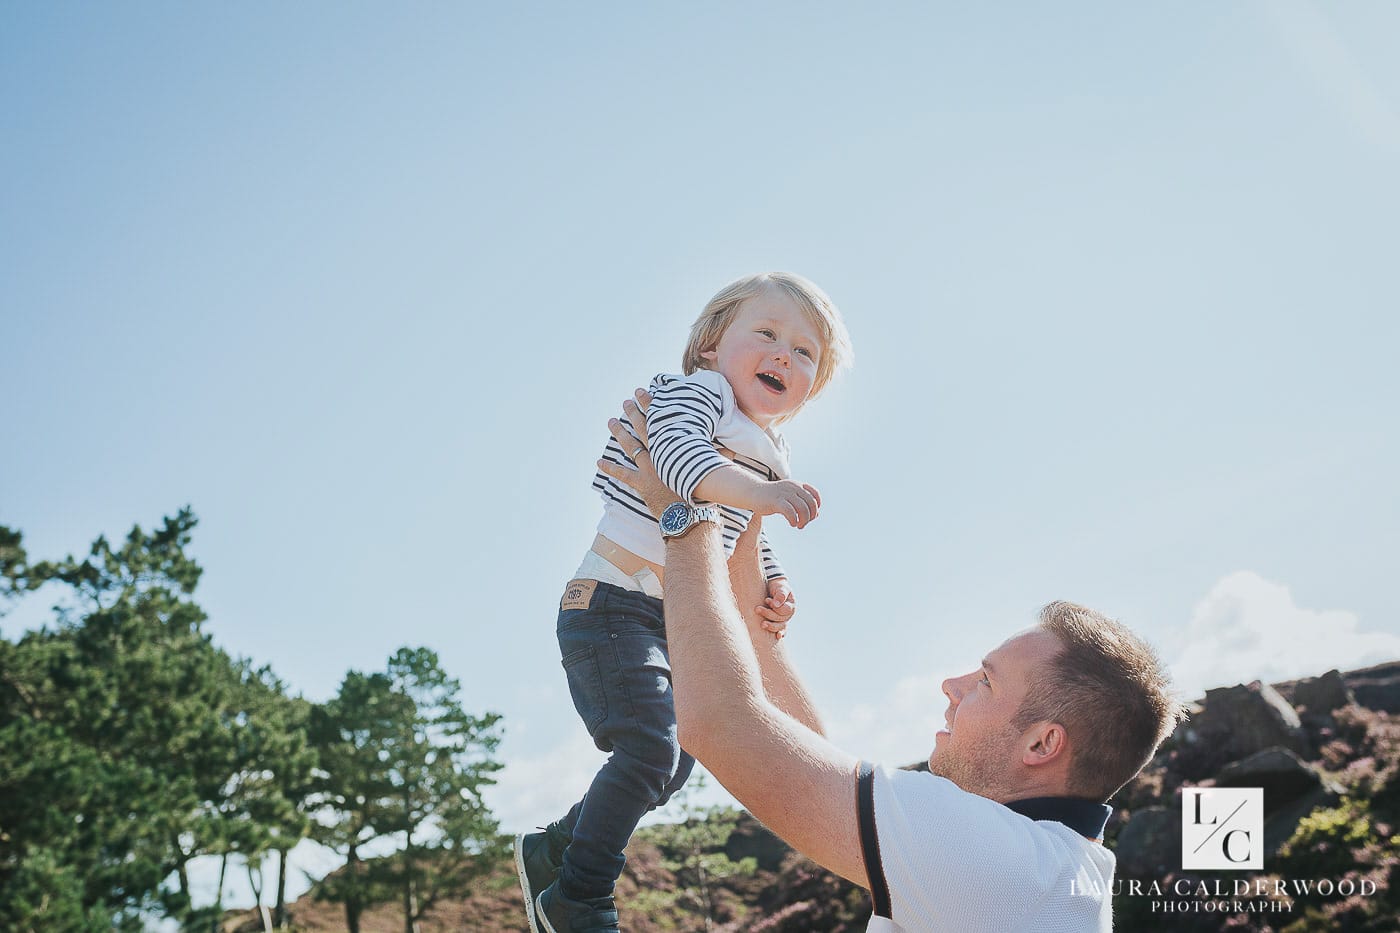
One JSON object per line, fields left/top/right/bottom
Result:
{"left": 743, "top": 622, "right": 826, "bottom": 736}
{"left": 663, "top": 525, "right": 776, "bottom": 753}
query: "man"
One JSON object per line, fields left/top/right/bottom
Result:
{"left": 523, "top": 396, "right": 1184, "bottom": 932}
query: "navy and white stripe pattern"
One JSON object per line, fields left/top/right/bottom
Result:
{"left": 591, "top": 371, "right": 788, "bottom": 580}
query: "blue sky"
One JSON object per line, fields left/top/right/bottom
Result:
{"left": 4, "top": 0, "right": 1399, "bottom": 913}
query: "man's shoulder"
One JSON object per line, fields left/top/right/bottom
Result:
{"left": 872, "top": 766, "right": 1112, "bottom": 867}
{"left": 876, "top": 766, "right": 997, "bottom": 814}
{"left": 867, "top": 766, "right": 1114, "bottom": 931}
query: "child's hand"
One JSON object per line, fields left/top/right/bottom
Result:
{"left": 757, "top": 577, "right": 796, "bottom": 640}
{"left": 752, "top": 479, "right": 821, "bottom": 529}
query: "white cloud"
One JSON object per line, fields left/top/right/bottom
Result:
{"left": 486, "top": 730, "right": 612, "bottom": 832}
{"left": 485, "top": 731, "right": 738, "bottom": 833}
{"left": 828, "top": 673, "right": 949, "bottom": 770}
{"left": 1170, "top": 571, "right": 1400, "bottom": 700}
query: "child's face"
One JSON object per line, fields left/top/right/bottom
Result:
{"left": 701, "top": 287, "right": 823, "bottom": 429}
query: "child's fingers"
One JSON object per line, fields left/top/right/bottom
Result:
{"left": 791, "top": 490, "right": 818, "bottom": 527}
{"left": 803, "top": 484, "right": 822, "bottom": 508}
{"left": 783, "top": 496, "right": 809, "bottom": 528}
{"left": 756, "top": 609, "right": 788, "bottom": 637}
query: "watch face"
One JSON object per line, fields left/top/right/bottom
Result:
{"left": 659, "top": 502, "right": 690, "bottom": 537}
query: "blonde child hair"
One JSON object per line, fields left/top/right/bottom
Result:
{"left": 681, "top": 272, "right": 854, "bottom": 416}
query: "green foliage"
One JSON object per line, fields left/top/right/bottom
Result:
{"left": 0, "top": 511, "right": 349, "bottom": 929}
{"left": 1276, "top": 797, "right": 1379, "bottom": 879}
{"left": 0, "top": 845, "right": 109, "bottom": 933}
{"left": 0, "top": 509, "right": 228, "bottom": 923}
{"left": 0, "top": 524, "right": 32, "bottom": 608}
{"left": 640, "top": 775, "right": 756, "bottom": 930}
{"left": 310, "top": 646, "right": 505, "bottom": 932}
{"left": 1, "top": 510, "right": 507, "bottom": 931}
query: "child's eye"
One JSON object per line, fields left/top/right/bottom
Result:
{"left": 757, "top": 328, "right": 776, "bottom": 339}
{"left": 795, "top": 347, "right": 814, "bottom": 359}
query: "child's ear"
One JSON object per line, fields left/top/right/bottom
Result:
{"left": 700, "top": 349, "right": 718, "bottom": 362}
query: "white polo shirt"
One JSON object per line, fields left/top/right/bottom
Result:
{"left": 858, "top": 763, "right": 1115, "bottom": 932}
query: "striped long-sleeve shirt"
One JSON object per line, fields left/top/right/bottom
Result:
{"left": 591, "top": 370, "right": 790, "bottom": 581}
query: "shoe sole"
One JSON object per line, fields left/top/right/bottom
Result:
{"left": 535, "top": 891, "right": 561, "bottom": 933}
{"left": 514, "top": 834, "right": 542, "bottom": 933}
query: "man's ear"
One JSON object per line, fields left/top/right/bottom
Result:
{"left": 1022, "top": 722, "right": 1068, "bottom": 768}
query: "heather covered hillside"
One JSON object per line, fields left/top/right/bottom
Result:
{"left": 1105, "top": 662, "right": 1400, "bottom": 932}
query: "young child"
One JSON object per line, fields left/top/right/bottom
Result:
{"left": 517, "top": 272, "right": 853, "bottom": 933}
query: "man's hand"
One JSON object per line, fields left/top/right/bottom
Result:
{"left": 597, "top": 391, "right": 673, "bottom": 519}
{"left": 751, "top": 479, "right": 822, "bottom": 529}
{"left": 758, "top": 577, "right": 796, "bottom": 639}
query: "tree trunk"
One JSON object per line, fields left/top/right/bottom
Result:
{"left": 248, "top": 853, "right": 264, "bottom": 907}
{"left": 170, "top": 849, "right": 192, "bottom": 919}
{"left": 345, "top": 844, "right": 362, "bottom": 933}
{"left": 403, "top": 841, "right": 420, "bottom": 933}
{"left": 274, "top": 847, "right": 289, "bottom": 928}
{"left": 211, "top": 852, "right": 230, "bottom": 933}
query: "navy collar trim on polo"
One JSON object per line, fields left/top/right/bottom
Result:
{"left": 1004, "top": 796, "right": 1112, "bottom": 839}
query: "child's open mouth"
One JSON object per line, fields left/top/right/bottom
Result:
{"left": 757, "top": 372, "right": 786, "bottom": 393}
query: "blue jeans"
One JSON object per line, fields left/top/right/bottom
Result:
{"left": 554, "top": 581, "right": 695, "bottom": 900}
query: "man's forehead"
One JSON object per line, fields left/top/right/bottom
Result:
{"left": 985, "top": 628, "right": 1059, "bottom": 674}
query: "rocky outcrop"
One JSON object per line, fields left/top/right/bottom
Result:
{"left": 1174, "top": 681, "right": 1310, "bottom": 779}
{"left": 1113, "top": 806, "right": 1180, "bottom": 878}
{"left": 1212, "top": 746, "right": 1346, "bottom": 856}
{"left": 1288, "top": 669, "right": 1354, "bottom": 718}
{"left": 1344, "top": 660, "right": 1400, "bottom": 713}
{"left": 1214, "top": 746, "right": 1342, "bottom": 807}
{"left": 725, "top": 810, "right": 789, "bottom": 872}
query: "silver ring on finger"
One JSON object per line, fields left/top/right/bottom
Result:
{"left": 630, "top": 446, "right": 646, "bottom": 459}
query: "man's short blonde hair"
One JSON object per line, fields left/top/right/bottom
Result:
{"left": 1014, "top": 601, "right": 1187, "bottom": 802}
{"left": 681, "top": 272, "right": 853, "bottom": 414}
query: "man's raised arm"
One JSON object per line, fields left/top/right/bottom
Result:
{"left": 597, "top": 400, "right": 868, "bottom": 888}
{"left": 726, "top": 518, "right": 827, "bottom": 737}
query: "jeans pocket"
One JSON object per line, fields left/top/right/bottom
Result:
{"left": 561, "top": 645, "right": 608, "bottom": 736}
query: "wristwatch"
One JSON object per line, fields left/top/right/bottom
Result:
{"left": 658, "top": 502, "right": 720, "bottom": 539}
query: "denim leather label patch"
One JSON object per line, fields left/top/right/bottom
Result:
{"left": 561, "top": 579, "right": 597, "bottom": 611}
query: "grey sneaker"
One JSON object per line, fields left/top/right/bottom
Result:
{"left": 535, "top": 880, "right": 620, "bottom": 933}
{"left": 514, "top": 821, "right": 571, "bottom": 933}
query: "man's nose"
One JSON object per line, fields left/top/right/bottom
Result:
{"left": 944, "top": 671, "right": 978, "bottom": 702}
